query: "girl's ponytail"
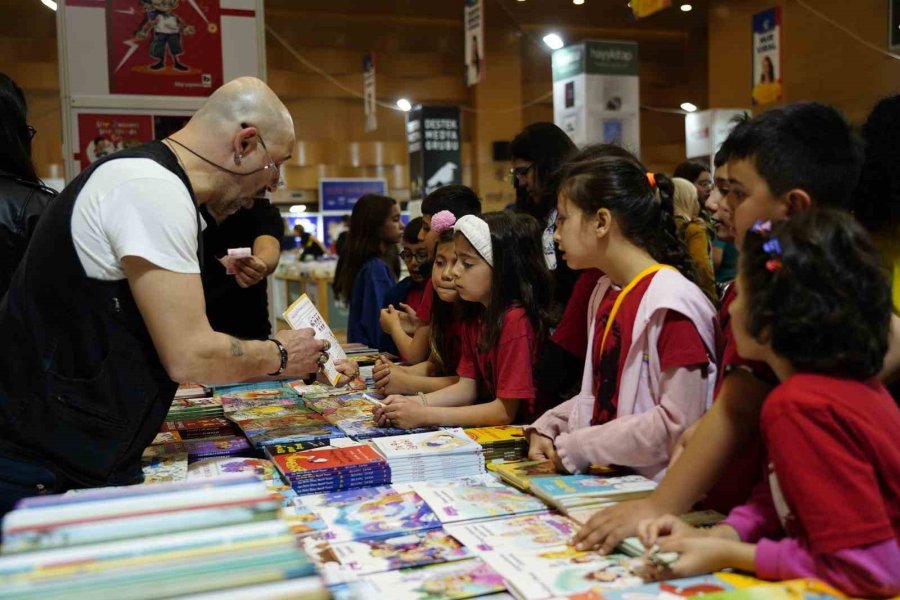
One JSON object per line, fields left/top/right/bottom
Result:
{"left": 650, "top": 172, "right": 699, "bottom": 285}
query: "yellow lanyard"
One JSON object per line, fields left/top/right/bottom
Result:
{"left": 599, "top": 264, "right": 676, "bottom": 355}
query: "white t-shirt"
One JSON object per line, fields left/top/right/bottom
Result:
{"left": 71, "top": 158, "right": 206, "bottom": 281}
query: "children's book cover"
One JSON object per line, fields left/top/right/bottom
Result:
{"left": 281, "top": 497, "right": 328, "bottom": 537}
{"left": 483, "top": 547, "right": 646, "bottom": 600}
{"left": 328, "top": 529, "right": 473, "bottom": 575}
{"left": 464, "top": 426, "right": 526, "bottom": 445}
{"left": 530, "top": 474, "right": 656, "bottom": 504}
{"left": 587, "top": 573, "right": 744, "bottom": 599}
{"left": 187, "top": 457, "right": 276, "bottom": 481}
{"left": 487, "top": 459, "right": 558, "bottom": 490}
{"left": 357, "top": 558, "right": 507, "bottom": 600}
{"left": 273, "top": 445, "right": 386, "bottom": 477}
{"left": 141, "top": 453, "right": 188, "bottom": 484}
{"left": 412, "top": 480, "right": 546, "bottom": 524}
{"left": 283, "top": 294, "right": 347, "bottom": 386}
{"left": 226, "top": 404, "right": 311, "bottom": 422}
{"left": 301, "top": 486, "right": 440, "bottom": 542}
{"left": 445, "top": 513, "right": 578, "bottom": 553}
{"left": 373, "top": 429, "right": 482, "bottom": 459}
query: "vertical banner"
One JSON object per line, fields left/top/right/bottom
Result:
{"left": 464, "top": 0, "right": 484, "bottom": 87}
{"left": 363, "top": 52, "right": 377, "bottom": 132}
{"left": 407, "top": 106, "right": 462, "bottom": 200}
{"left": 552, "top": 40, "right": 640, "bottom": 152}
{"left": 890, "top": 0, "right": 900, "bottom": 51}
{"left": 630, "top": 0, "right": 671, "bottom": 19}
{"left": 105, "top": 0, "right": 224, "bottom": 96}
{"left": 751, "top": 7, "right": 783, "bottom": 106}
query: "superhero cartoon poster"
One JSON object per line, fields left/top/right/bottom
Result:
{"left": 106, "top": 0, "right": 223, "bottom": 96}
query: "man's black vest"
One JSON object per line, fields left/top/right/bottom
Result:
{"left": 0, "top": 142, "right": 199, "bottom": 489}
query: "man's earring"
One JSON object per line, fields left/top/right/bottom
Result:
{"left": 235, "top": 153, "right": 243, "bottom": 164}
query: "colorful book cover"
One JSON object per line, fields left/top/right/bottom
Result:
{"left": 445, "top": 513, "right": 578, "bottom": 553}
{"left": 301, "top": 486, "right": 440, "bottom": 542}
{"left": 263, "top": 440, "right": 334, "bottom": 456}
{"left": 464, "top": 426, "right": 526, "bottom": 445}
{"left": 226, "top": 403, "right": 312, "bottom": 422}
{"left": 141, "top": 453, "right": 188, "bottom": 484}
{"left": 187, "top": 457, "right": 276, "bottom": 481}
{"left": 214, "top": 381, "right": 299, "bottom": 403}
{"left": 412, "top": 480, "right": 546, "bottom": 524}
{"left": 529, "top": 474, "right": 656, "bottom": 503}
{"left": 487, "top": 459, "right": 558, "bottom": 491}
{"left": 143, "top": 436, "right": 252, "bottom": 459}
{"left": 483, "top": 547, "right": 645, "bottom": 600}
{"left": 282, "top": 294, "right": 347, "bottom": 387}
{"left": 357, "top": 558, "right": 506, "bottom": 600}
{"left": 692, "top": 578, "right": 847, "bottom": 600}
{"left": 588, "top": 573, "right": 743, "bottom": 599}
{"left": 160, "top": 417, "right": 236, "bottom": 438}
{"left": 327, "top": 529, "right": 473, "bottom": 575}
{"left": 273, "top": 445, "right": 387, "bottom": 477}
{"left": 372, "top": 429, "right": 482, "bottom": 459}
{"left": 281, "top": 497, "right": 328, "bottom": 537}
{"left": 235, "top": 411, "right": 334, "bottom": 432}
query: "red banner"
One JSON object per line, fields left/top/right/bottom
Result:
{"left": 76, "top": 113, "right": 154, "bottom": 170}
{"left": 105, "top": 0, "right": 223, "bottom": 96}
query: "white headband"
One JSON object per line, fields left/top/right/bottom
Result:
{"left": 454, "top": 215, "right": 493, "bottom": 267}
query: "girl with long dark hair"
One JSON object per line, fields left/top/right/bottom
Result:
{"left": 527, "top": 149, "right": 718, "bottom": 482}
{"left": 335, "top": 194, "right": 402, "bottom": 347}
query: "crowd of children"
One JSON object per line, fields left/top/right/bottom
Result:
{"left": 336, "top": 98, "right": 900, "bottom": 597}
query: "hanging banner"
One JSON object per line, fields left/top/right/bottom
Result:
{"left": 630, "top": 0, "right": 671, "bottom": 19}
{"left": 751, "top": 7, "right": 783, "bottom": 106}
{"left": 552, "top": 40, "right": 640, "bottom": 152}
{"left": 407, "top": 106, "right": 462, "bottom": 200}
{"left": 319, "top": 178, "right": 388, "bottom": 212}
{"left": 363, "top": 52, "right": 377, "bottom": 132}
{"left": 464, "top": 0, "right": 484, "bottom": 87}
{"left": 890, "top": 0, "right": 900, "bottom": 51}
{"left": 106, "top": 0, "right": 224, "bottom": 96}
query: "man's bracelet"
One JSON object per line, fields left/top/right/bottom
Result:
{"left": 268, "top": 338, "right": 289, "bottom": 377}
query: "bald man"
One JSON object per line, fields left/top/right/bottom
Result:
{"left": 0, "top": 77, "right": 347, "bottom": 514}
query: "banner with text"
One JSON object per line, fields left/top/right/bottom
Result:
{"left": 630, "top": 0, "right": 671, "bottom": 19}
{"left": 363, "top": 52, "right": 377, "bottom": 132}
{"left": 464, "top": 0, "right": 484, "bottom": 86}
{"left": 407, "top": 106, "right": 462, "bottom": 200}
{"left": 751, "top": 7, "right": 783, "bottom": 106}
{"left": 552, "top": 40, "right": 640, "bottom": 152}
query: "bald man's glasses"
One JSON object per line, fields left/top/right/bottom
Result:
{"left": 255, "top": 132, "right": 286, "bottom": 191}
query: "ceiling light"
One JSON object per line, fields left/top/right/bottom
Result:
{"left": 396, "top": 98, "right": 412, "bottom": 112}
{"left": 41, "top": 0, "right": 57, "bottom": 9}
{"left": 680, "top": 102, "right": 698, "bottom": 113}
{"left": 573, "top": 0, "right": 585, "bottom": 4}
{"left": 289, "top": 205, "right": 307, "bottom": 214}
{"left": 680, "top": 3, "right": 692, "bottom": 11}
{"left": 542, "top": 33, "right": 564, "bottom": 50}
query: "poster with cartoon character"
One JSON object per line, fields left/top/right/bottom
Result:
{"left": 106, "top": 0, "right": 223, "bottom": 96}
{"left": 76, "top": 113, "right": 152, "bottom": 169}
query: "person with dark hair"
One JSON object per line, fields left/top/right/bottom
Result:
{"left": 382, "top": 185, "right": 482, "bottom": 363}
{"left": 706, "top": 152, "right": 739, "bottom": 288}
{"left": 336, "top": 194, "right": 403, "bottom": 347}
{"left": 201, "top": 197, "right": 283, "bottom": 341}
{"left": 0, "top": 72, "right": 55, "bottom": 298}
{"left": 374, "top": 210, "right": 553, "bottom": 428}
{"left": 532, "top": 143, "right": 634, "bottom": 417}
{"left": 375, "top": 211, "right": 464, "bottom": 395}
{"left": 852, "top": 94, "right": 900, "bottom": 312}
{"left": 334, "top": 214, "right": 351, "bottom": 255}
{"left": 294, "top": 223, "right": 326, "bottom": 261}
{"left": 571, "top": 101, "right": 874, "bottom": 556}
{"left": 0, "top": 77, "right": 347, "bottom": 516}
{"left": 509, "top": 122, "right": 579, "bottom": 310}
{"left": 380, "top": 217, "right": 428, "bottom": 355}
{"left": 673, "top": 160, "right": 713, "bottom": 205}
{"left": 527, "top": 149, "right": 718, "bottom": 481}
{"left": 642, "top": 210, "right": 900, "bottom": 598}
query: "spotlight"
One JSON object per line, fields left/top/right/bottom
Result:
{"left": 542, "top": 33, "right": 564, "bottom": 50}
{"left": 680, "top": 102, "right": 698, "bottom": 113}
{"left": 396, "top": 98, "right": 412, "bottom": 112}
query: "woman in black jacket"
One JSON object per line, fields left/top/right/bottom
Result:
{"left": 0, "top": 72, "right": 55, "bottom": 298}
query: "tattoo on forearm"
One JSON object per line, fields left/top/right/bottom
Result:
{"left": 229, "top": 337, "right": 245, "bottom": 357}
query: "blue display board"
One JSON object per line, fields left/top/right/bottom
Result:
{"left": 319, "top": 178, "right": 388, "bottom": 211}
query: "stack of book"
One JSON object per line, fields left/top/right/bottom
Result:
{"left": 144, "top": 435, "right": 252, "bottom": 462}
{"left": 269, "top": 445, "right": 391, "bottom": 495}
{"left": 214, "top": 382, "right": 302, "bottom": 414}
{"left": 370, "top": 428, "right": 485, "bottom": 484}
{"left": 464, "top": 425, "right": 528, "bottom": 462}
{"left": 166, "top": 396, "right": 223, "bottom": 421}
{"left": 410, "top": 475, "right": 546, "bottom": 524}
{"left": 154, "top": 417, "right": 237, "bottom": 442}
{"left": 141, "top": 453, "right": 189, "bottom": 484}
{"left": 528, "top": 473, "right": 656, "bottom": 515}
{"left": 230, "top": 411, "right": 345, "bottom": 449}
{"left": 488, "top": 459, "right": 559, "bottom": 491}
{"left": 0, "top": 477, "right": 325, "bottom": 599}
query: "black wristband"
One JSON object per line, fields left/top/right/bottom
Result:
{"left": 267, "top": 338, "right": 289, "bottom": 377}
